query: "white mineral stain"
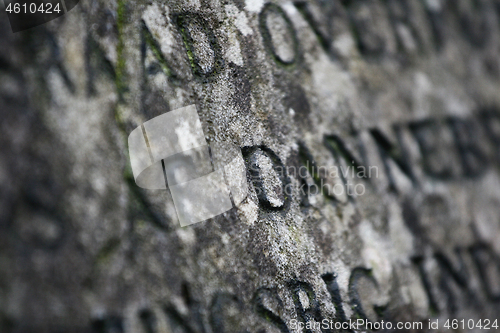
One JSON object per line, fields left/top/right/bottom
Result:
{"left": 177, "top": 228, "right": 196, "bottom": 245}
{"left": 143, "top": 4, "right": 175, "bottom": 51}
{"left": 245, "top": 0, "right": 264, "bottom": 13}
{"left": 331, "top": 260, "right": 354, "bottom": 318}
{"left": 221, "top": 233, "right": 230, "bottom": 245}
{"left": 413, "top": 72, "right": 433, "bottom": 117}
{"left": 281, "top": 2, "right": 299, "bottom": 15}
{"left": 334, "top": 33, "right": 356, "bottom": 58}
{"left": 388, "top": 201, "right": 414, "bottom": 262}
{"left": 223, "top": 28, "right": 244, "bottom": 66}
{"left": 225, "top": 5, "right": 253, "bottom": 36}
{"left": 425, "top": 0, "right": 442, "bottom": 11}
{"left": 359, "top": 220, "right": 393, "bottom": 285}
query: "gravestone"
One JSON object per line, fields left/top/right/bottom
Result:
{"left": 1, "top": 0, "right": 500, "bottom": 332}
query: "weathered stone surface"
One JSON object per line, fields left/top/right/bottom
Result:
{"left": 1, "top": 0, "right": 500, "bottom": 332}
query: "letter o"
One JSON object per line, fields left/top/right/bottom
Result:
{"left": 259, "top": 3, "right": 299, "bottom": 66}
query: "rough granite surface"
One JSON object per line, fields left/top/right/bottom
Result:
{"left": 1, "top": 0, "right": 500, "bottom": 332}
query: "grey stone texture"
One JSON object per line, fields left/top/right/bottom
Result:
{"left": 1, "top": 0, "right": 500, "bottom": 332}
